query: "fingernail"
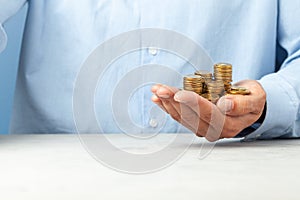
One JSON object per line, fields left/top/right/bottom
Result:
{"left": 217, "top": 98, "right": 233, "bottom": 113}
{"left": 151, "top": 94, "right": 159, "bottom": 102}
{"left": 156, "top": 88, "right": 170, "bottom": 98}
{"left": 158, "top": 94, "right": 170, "bottom": 98}
{"left": 174, "top": 91, "right": 185, "bottom": 102}
{"left": 151, "top": 84, "right": 160, "bottom": 93}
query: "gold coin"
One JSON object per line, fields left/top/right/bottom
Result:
{"left": 214, "top": 63, "right": 232, "bottom": 70}
{"left": 185, "top": 83, "right": 202, "bottom": 85}
{"left": 207, "top": 86, "right": 224, "bottom": 89}
{"left": 206, "top": 80, "right": 224, "bottom": 84}
{"left": 206, "top": 85, "right": 224, "bottom": 89}
{"left": 214, "top": 77, "right": 232, "bottom": 80}
{"left": 227, "top": 86, "right": 251, "bottom": 95}
{"left": 201, "top": 93, "right": 209, "bottom": 98}
{"left": 214, "top": 67, "right": 232, "bottom": 72}
{"left": 214, "top": 78, "right": 232, "bottom": 81}
{"left": 214, "top": 79, "right": 233, "bottom": 83}
{"left": 195, "top": 70, "right": 213, "bottom": 78}
{"left": 214, "top": 73, "right": 232, "bottom": 77}
{"left": 231, "top": 86, "right": 247, "bottom": 91}
{"left": 207, "top": 86, "right": 224, "bottom": 90}
{"left": 204, "top": 94, "right": 220, "bottom": 102}
{"left": 207, "top": 91, "right": 224, "bottom": 94}
{"left": 214, "top": 69, "right": 232, "bottom": 73}
{"left": 184, "top": 74, "right": 205, "bottom": 81}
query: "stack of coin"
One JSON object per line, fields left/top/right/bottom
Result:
{"left": 183, "top": 74, "right": 205, "bottom": 95}
{"left": 203, "top": 80, "right": 225, "bottom": 104}
{"left": 182, "top": 62, "right": 251, "bottom": 104}
{"left": 194, "top": 70, "right": 213, "bottom": 93}
{"left": 213, "top": 63, "right": 232, "bottom": 92}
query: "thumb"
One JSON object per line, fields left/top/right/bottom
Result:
{"left": 217, "top": 95, "right": 261, "bottom": 116}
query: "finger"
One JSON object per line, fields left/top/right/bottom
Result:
{"left": 151, "top": 84, "right": 163, "bottom": 93}
{"left": 155, "top": 87, "right": 211, "bottom": 137}
{"left": 154, "top": 85, "right": 181, "bottom": 119}
{"left": 155, "top": 85, "right": 179, "bottom": 99}
{"left": 152, "top": 92, "right": 182, "bottom": 122}
{"left": 156, "top": 86, "right": 221, "bottom": 140}
{"left": 172, "top": 101, "right": 211, "bottom": 137}
{"left": 174, "top": 90, "right": 217, "bottom": 124}
{"left": 151, "top": 94, "right": 161, "bottom": 103}
{"left": 151, "top": 94, "right": 168, "bottom": 113}
{"left": 152, "top": 93, "right": 195, "bottom": 131}
{"left": 161, "top": 98, "right": 182, "bottom": 122}
{"left": 152, "top": 95, "right": 202, "bottom": 135}
{"left": 173, "top": 90, "right": 224, "bottom": 140}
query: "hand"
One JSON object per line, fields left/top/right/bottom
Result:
{"left": 151, "top": 80, "right": 266, "bottom": 142}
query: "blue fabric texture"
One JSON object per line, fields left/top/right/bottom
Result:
{"left": 0, "top": 0, "right": 299, "bottom": 139}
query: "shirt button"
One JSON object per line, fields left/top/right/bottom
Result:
{"left": 148, "top": 47, "right": 158, "bottom": 56}
{"left": 149, "top": 119, "right": 158, "bottom": 128}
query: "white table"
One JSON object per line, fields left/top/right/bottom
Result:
{"left": 0, "top": 134, "right": 299, "bottom": 200}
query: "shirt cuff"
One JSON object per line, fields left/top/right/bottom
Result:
{"left": 242, "top": 73, "right": 298, "bottom": 141}
{"left": 0, "top": 24, "right": 7, "bottom": 53}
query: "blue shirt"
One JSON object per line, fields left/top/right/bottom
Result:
{"left": 0, "top": 0, "right": 300, "bottom": 140}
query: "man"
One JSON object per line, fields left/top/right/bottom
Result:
{"left": 1, "top": 0, "right": 299, "bottom": 141}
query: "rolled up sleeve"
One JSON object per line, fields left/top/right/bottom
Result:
{"left": 244, "top": 0, "right": 300, "bottom": 141}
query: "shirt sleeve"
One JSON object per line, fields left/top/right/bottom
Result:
{"left": 244, "top": 0, "right": 300, "bottom": 141}
{"left": 0, "top": 0, "right": 27, "bottom": 53}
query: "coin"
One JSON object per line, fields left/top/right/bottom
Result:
{"left": 227, "top": 86, "right": 251, "bottom": 95}
{"left": 214, "top": 73, "right": 232, "bottom": 78}
{"left": 214, "top": 63, "right": 232, "bottom": 70}
{"left": 206, "top": 80, "right": 224, "bottom": 86}
{"left": 184, "top": 74, "right": 205, "bottom": 81}
{"left": 195, "top": 70, "right": 213, "bottom": 79}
